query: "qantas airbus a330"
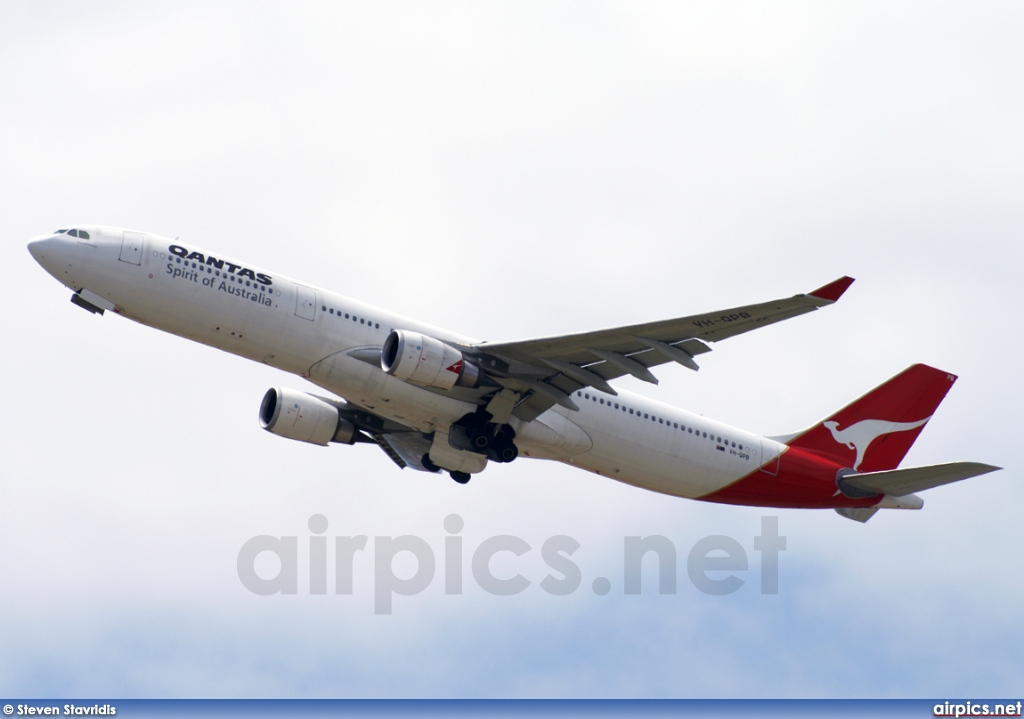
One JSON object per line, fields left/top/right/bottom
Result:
{"left": 28, "top": 226, "right": 999, "bottom": 522}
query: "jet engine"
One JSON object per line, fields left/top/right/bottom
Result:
{"left": 259, "top": 387, "right": 359, "bottom": 446}
{"left": 381, "top": 329, "right": 480, "bottom": 390}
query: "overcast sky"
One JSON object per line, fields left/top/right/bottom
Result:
{"left": 2, "top": 0, "right": 1022, "bottom": 699}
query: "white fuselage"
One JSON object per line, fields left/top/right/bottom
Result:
{"left": 28, "top": 226, "right": 782, "bottom": 500}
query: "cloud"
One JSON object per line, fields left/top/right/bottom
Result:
{"left": 3, "top": 0, "right": 1022, "bottom": 700}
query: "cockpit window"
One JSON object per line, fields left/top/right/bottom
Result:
{"left": 55, "top": 229, "right": 68, "bottom": 234}
{"left": 66, "top": 229, "right": 90, "bottom": 239}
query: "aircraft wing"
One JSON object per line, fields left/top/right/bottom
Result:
{"left": 471, "top": 276, "right": 854, "bottom": 421}
{"left": 372, "top": 430, "right": 439, "bottom": 472}
{"left": 329, "top": 402, "right": 440, "bottom": 473}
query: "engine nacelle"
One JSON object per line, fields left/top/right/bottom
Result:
{"left": 381, "top": 329, "right": 480, "bottom": 390}
{"left": 259, "top": 387, "right": 358, "bottom": 446}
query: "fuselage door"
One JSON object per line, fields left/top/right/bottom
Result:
{"left": 759, "top": 439, "right": 781, "bottom": 476}
{"left": 295, "top": 284, "right": 316, "bottom": 321}
{"left": 119, "top": 231, "right": 145, "bottom": 265}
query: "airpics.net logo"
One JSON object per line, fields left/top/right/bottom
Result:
{"left": 236, "top": 515, "right": 787, "bottom": 614}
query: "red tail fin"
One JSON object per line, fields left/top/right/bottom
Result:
{"left": 784, "top": 364, "right": 957, "bottom": 472}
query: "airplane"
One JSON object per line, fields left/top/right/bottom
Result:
{"left": 27, "top": 225, "right": 1000, "bottom": 522}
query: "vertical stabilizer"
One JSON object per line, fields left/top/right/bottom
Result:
{"left": 783, "top": 364, "right": 956, "bottom": 473}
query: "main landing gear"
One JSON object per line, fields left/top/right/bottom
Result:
{"left": 420, "top": 454, "right": 470, "bottom": 484}
{"left": 452, "top": 412, "right": 519, "bottom": 464}
{"left": 422, "top": 411, "right": 520, "bottom": 486}
{"left": 420, "top": 453, "right": 477, "bottom": 485}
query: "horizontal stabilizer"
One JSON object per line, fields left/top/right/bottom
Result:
{"left": 843, "top": 462, "right": 1001, "bottom": 497}
{"left": 835, "top": 507, "right": 879, "bottom": 523}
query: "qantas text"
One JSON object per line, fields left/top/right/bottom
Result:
{"left": 168, "top": 244, "right": 273, "bottom": 286}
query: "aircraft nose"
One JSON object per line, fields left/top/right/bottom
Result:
{"left": 28, "top": 236, "right": 51, "bottom": 263}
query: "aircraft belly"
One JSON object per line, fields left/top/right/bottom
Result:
{"left": 511, "top": 410, "right": 593, "bottom": 460}
{"left": 576, "top": 442, "right": 743, "bottom": 499}
{"left": 561, "top": 403, "right": 753, "bottom": 499}
{"left": 308, "top": 350, "right": 478, "bottom": 431}
{"left": 107, "top": 262, "right": 313, "bottom": 375}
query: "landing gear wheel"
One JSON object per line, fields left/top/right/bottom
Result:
{"left": 469, "top": 426, "right": 492, "bottom": 450}
{"left": 497, "top": 443, "right": 518, "bottom": 463}
{"left": 450, "top": 471, "right": 471, "bottom": 485}
{"left": 422, "top": 454, "right": 441, "bottom": 473}
{"left": 487, "top": 440, "right": 519, "bottom": 463}
{"left": 485, "top": 429, "right": 519, "bottom": 463}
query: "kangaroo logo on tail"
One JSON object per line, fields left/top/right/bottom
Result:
{"left": 823, "top": 417, "right": 931, "bottom": 471}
